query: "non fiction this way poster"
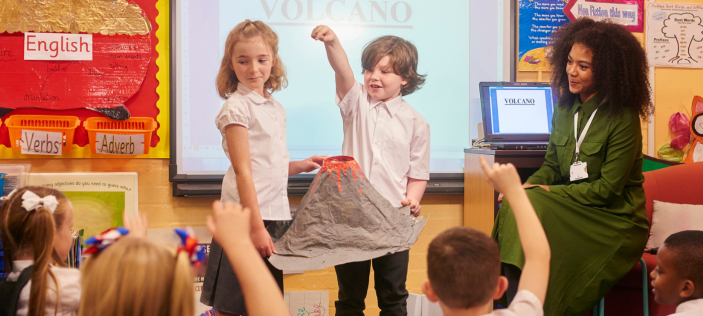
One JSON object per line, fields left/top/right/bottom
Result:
{"left": 519, "top": 0, "right": 569, "bottom": 71}
{"left": 563, "top": 0, "right": 643, "bottom": 32}
{"left": 647, "top": 3, "right": 703, "bottom": 68}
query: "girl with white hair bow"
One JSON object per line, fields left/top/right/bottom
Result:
{"left": 0, "top": 186, "right": 79, "bottom": 316}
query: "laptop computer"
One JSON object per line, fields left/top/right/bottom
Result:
{"left": 479, "top": 82, "right": 557, "bottom": 150}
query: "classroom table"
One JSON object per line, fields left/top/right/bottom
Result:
{"left": 463, "top": 148, "right": 546, "bottom": 234}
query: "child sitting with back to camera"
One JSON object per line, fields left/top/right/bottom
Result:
{"left": 0, "top": 187, "right": 79, "bottom": 316}
{"left": 421, "top": 156, "right": 550, "bottom": 316}
{"left": 78, "top": 200, "right": 290, "bottom": 316}
{"left": 650, "top": 230, "right": 703, "bottom": 316}
{"left": 311, "top": 25, "right": 430, "bottom": 315}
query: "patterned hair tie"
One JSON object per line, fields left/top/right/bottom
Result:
{"left": 84, "top": 227, "right": 130, "bottom": 255}
{"left": 175, "top": 228, "right": 205, "bottom": 267}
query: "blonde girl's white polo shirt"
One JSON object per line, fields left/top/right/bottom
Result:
{"left": 215, "top": 84, "right": 291, "bottom": 220}
{"left": 335, "top": 81, "right": 431, "bottom": 207}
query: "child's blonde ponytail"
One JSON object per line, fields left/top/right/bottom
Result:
{"left": 170, "top": 251, "right": 195, "bottom": 316}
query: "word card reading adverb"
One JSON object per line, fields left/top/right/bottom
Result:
{"left": 95, "top": 133, "right": 145, "bottom": 155}
{"left": 20, "top": 130, "right": 63, "bottom": 155}
{"left": 24, "top": 33, "right": 93, "bottom": 60}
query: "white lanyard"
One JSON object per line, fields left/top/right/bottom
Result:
{"left": 573, "top": 106, "right": 600, "bottom": 162}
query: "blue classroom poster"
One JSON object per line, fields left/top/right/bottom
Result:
{"left": 519, "top": 0, "right": 569, "bottom": 71}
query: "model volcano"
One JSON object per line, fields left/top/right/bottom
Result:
{"left": 269, "top": 156, "right": 427, "bottom": 271}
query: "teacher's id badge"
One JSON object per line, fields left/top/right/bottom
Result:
{"left": 570, "top": 161, "right": 588, "bottom": 181}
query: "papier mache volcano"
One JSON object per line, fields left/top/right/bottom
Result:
{"left": 268, "top": 156, "right": 427, "bottom": 271}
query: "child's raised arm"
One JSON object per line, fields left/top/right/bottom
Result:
{"left": 207, "top": 201, "right": 290, "bottom": 316}
{"left": 479, "top": 156, "right": 551, "bottom": 304}
{"left": 311, "top": 25, "right": 355, "bottom": 100}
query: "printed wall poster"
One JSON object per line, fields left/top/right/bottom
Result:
{"left": 647, "top": 3, "right": 703, "bottom": 68}
{"left": 27, "top": 172, "right": 138, "bottom": 238}
{"left": 563, "top": 0, "right": 643, "bottom": 32}
{"left": 519, "top": 0, "right": 569, "bottom": 71}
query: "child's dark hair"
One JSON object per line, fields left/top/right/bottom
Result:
{"left": 427, "top": 227, "right": 500, "bottom": 309}
{"left": 361, "top": 36, "right": 425, "bottom": 96}
{"left": 663, "top": 230, "right": 703, "bottom": 295}
{"left": 0, "top": 186, "right": 68, "bottom": 316}
{"left": 548, "top": 18, "right": 653, "bottom": 120}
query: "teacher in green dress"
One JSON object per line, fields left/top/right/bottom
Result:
{"left": 492, "top": 18, "right": 653, "bottom": 316}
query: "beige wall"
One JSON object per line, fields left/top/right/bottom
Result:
{"left": 5, "top": 158, "right": 464, "bottom": 316}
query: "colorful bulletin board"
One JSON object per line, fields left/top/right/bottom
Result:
{"left": 0, "top": 0, "right": 169, "bottom": 158}
{"left": 519, "top": 0, "right": 644, "bottom": 72}
{"left": 518, "top": 0, "right": 569, "bottom": 71}
{"left": 647, "top": 3, "right": 703, "bottom": 68}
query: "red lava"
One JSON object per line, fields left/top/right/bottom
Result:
{"left": 310, "top": 156, "right": 365, "bottom": 193}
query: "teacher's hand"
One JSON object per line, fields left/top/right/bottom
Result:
{"left": 497, "top": 182, "right": 548, "bottom": 202}
{"left": 532, "top": 185, "right": 550, "bottom": 192}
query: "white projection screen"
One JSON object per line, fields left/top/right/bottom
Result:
{"left": 171, "top": 0, "right": 513, "bottom": 181}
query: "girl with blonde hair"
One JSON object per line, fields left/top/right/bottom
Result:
{"left": 203, "top": 19, "right": 325, "bottom": 315}
{"left": 78, "top": 236, "right": 194, "bottom": 316}
{"left": 0, "top": 186, "right": 79, "bottom": 316}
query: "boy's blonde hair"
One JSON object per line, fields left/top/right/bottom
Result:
{"left": 78, "top": 237, "right": 194, "bottom": 316}
{"left": 216, "top": 20, "right": 287, "bottom": 99}
{"left": 1, "top": 186, "right": 69, "bottom": 316}
{"left": 361, "top": 36, "right": 425, "bottom": 96}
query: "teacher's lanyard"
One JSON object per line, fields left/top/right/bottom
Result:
{"left": 573, "top": 106, "right": 600, "bottom": 163}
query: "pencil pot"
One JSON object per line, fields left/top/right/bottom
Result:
{"left": 5, "top": 115, "right": 80, "bottom": 154}
{"left": 84, "top": 117, "right": 156, "bottom": 155}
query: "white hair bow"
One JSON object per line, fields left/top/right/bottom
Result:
{"left": 21, "top": 190, "right": 59, "bottom": 213}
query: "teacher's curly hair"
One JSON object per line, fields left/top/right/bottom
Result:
{"left": 548, "top": 18, "right": 653, "bottom": 120}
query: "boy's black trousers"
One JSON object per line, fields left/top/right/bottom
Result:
{"left": 334, "top": 250, "right": 409, "bottom": 316}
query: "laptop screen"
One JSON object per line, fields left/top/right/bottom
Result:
{"left": 481, "top": 84, "right": 556, "bottom": 138}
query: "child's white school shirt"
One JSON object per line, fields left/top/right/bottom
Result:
{"left": 335, "top": 82, "right": 430, "bottom": 207}
{"left": 216, "top": 84, "right": 291, "bottom": 220}
{"left": 10, "top": 260, "right": 81, "bottom": 316}
{"left": 671, "top": 298, "right": 703, "bottom": 316}
{"left": 482, "top": 290, "right": 543, "bottom": 316}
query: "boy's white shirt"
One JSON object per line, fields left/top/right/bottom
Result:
{"left": 671, "top": 298, "right": 703, "bottom": 316}
{"left": 335, "top": 81, "right": 430, "bottom": 207}
{"left": 11, "top": 260, "right": 81, "bottom": 316}
{"left": 481, "top": 290, "right": 543, "bottom": 316}
{"left": 215, "top": 84, "right": 291, "bottom": 220}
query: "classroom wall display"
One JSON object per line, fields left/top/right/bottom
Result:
{"left": 27, "top": 172, "right": 138, "bottom": 238}
{"left": 518, "top": 0, "right": 569, "bottom": 71}
{"left": 0, "top": 0, "right": 170, "bottom": 158}
{"left": 685, "top": 96, "right": 703, "bottom": 163}
{"left": 646, "top": 3, "right": 703, "bottom": 68}
{"left": 563, "top": 0, "right": 643, "bottom": 32}
{"left": 284, "top": 291, "right": 329, "bottom": 316}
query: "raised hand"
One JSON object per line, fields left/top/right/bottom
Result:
{"left": 311, "top": 25, "right": 337, "bottom": 43}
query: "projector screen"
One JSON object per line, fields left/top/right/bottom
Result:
{"left": 174, "top": 0, "right": 509, "bottom": 177}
